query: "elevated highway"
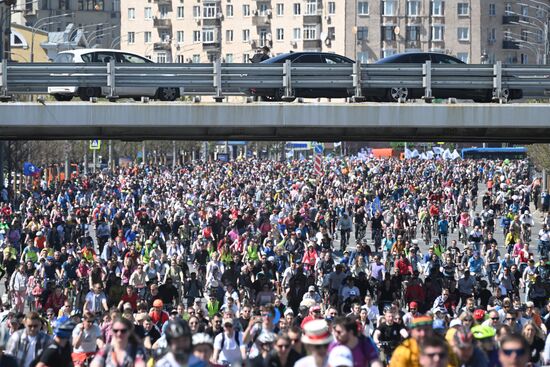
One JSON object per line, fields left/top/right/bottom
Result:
{"left": 0, "top": 102, "right": 549, "bottom": 142}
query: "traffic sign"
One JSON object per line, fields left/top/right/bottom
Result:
{"left": 90, "top": 140, "right": 101, "bottom": 150}
{"left": 314, "top": 144, "right": 324, "bottom": 154}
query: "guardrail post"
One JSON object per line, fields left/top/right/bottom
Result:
{"left": 282, "top": 59, "right": 295, "bottom": 101}
{"left": 107, "top": 59, "right": 119, "bottom": 102}
{"left": 213, "top": 59, "right": 225, "bottom": 102}
{"left": 422, "top": 60, "right": 433, "bottom": 103}
{"left": 493, "top": 61, "right": 503, "bottom": 103}
{"left": 0, "top": 60, "right": 12, "bottom": 102}
{"left": 351, "top": 62, "right": 366, "bottom": 103}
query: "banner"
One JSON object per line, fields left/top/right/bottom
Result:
{"left": 23, "top": 162, "right": 41, "bottom": 177}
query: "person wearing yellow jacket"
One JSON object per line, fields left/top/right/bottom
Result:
{"left": 390, "top": 316, "right": 458, "bottom": 367}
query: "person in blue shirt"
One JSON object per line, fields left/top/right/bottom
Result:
{"left": 437, "top": 216, "right": 449, "bottom": 248}
{"left": 468, "top": 251, "right": 485, "bottom": 275}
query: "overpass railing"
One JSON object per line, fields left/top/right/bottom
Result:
{"left": 2, "top": 59, "right": 550, "bottom": 102}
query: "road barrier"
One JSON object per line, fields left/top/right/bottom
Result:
{"left": 2, "top": 60, "right": 550, "bottom": 102}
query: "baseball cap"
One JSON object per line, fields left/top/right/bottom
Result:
{"left": 153, "top": 299, "right": 164, "bottom": 308}
{"left": 473, "top": 309, "right": 486, "bottom": 321}
{"left": 409, "top": 302, "right": 418, "bottom": 309}
{"left": 308, "top": 285, "right": 316, "bottom": 292}
{"left": 327, "top": 345, "right": 353, "bottom": 367}
{"left": 449, "top": 319, "right": 463, "bottom": 328}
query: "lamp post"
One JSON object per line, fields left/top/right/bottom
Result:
{"left": 30, "top": 12, "right": 72, "bottom": 62}
{"left": 505, "top": 29, "right": 545, "bottom": 63}
{"left": 68, "top": 22, "right": 105, "bottom": 49}
{"left": 510, "top": 4, "right": 548, "bottom": 64}
{"left": 87, "top": 24, "right": 119, "bottom": 47}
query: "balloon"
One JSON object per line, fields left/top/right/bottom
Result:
{"left": 272, "top": 308, "right": 281, "bottom": 325}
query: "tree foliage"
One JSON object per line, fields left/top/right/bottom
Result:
{"left": 527, "top": 144, "right": 550, "bottom": 171}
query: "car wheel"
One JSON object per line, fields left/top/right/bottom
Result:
{"left": 387, "top": 87, "right": 409, "bottom": 102}
{"left": 157, "top": 87, "right": 178, "bottom": 101}
{"left": 53, "top": 94, "right": 73, "bottom": 102}
{"left": 78, "top": 87, "right": 101, "bottom": 101}
{"left": 263, "top": 88, "right": 295, "bottom": 102}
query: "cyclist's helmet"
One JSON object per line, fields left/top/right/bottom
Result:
{"left": 471, "top": 325, "right": 496, "bottom": 340}
{"left": 54, "top": 316, "right": 76, "bottom": 339}
{"left": 165, "top": 319, "right": 191, "bottom": 343}
{"left": 192, "top": 333, "right": 214, "bottom": 347}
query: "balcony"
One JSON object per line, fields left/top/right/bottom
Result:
{"left": 502, "top": 15, "right": 520, "bottom": 24}
{"left": 502, "top": 40, "right": 520, "bottom": 49}
{"left": 154, "top": 42, "right": 172, "bottom": 51}
{"left": 303, "top": 39, "right": 322, "bottom": 49}
{"left": 303, "top": 10, "right": 322, "bottom": 24}
{"left": 203, "top": 41, "right": 221, "bottom": 50}
{"left": 202, "top": 15, "right": 223, "bottom": 27}
{"left": 153, "top": 17, "right": 172, "bottom": 28}
{"left": 252, "top": 14, "right": 271, "bottom": 27}
{"left": 154, "top": 0, "right": 172, "bottom": 5}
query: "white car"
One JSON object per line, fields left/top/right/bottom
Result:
{"left": 49, "top": 48, "right": 179, "bottom": 101}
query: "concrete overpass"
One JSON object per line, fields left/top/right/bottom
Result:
{"left": 0, "top": 102, "right": 549, "bottom": 142}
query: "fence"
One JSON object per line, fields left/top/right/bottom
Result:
{"left": 2, "top": 59, "right": 550, "bottom": 102}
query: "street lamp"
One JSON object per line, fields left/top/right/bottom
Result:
{"left": 30, "top": 12, "right": 73, "bottom": 62}
{"left": 68, "top": 22, "right": 105, "bottom": 49}
{"left": 509, "top": 4, "right": 548, "bottom": 64}
{"left": 87, "top": 24, "right": 119, "bottom": 47}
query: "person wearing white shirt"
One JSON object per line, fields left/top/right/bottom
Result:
{"left": 213, "top": 319, "right": 246, "bottom": 365}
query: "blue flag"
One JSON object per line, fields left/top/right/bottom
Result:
{"left": 23, "top": 162, "right": 41, "bottom": 176}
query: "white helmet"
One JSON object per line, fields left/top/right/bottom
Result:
{"left": 192, "top": 333, "right": 213, "bottom": 347}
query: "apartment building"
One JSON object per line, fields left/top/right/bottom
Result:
{"left": 11, "top": 0, "right": 120, "bottom": 49}
{"left": 119, "top": 0, "right": 547, "bottom": 64}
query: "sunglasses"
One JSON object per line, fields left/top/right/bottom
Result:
{"left": 502, "top": 348, "right": 525, "bottom": 357}
{"left": 491, "top": 317, "right": 500, "bottom": 321}
{"left": 113, "top": 328, "right": 128, "bottom": 334}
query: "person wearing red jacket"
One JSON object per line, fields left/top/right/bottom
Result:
{"left": 404, "top": 277, "right": 426, "bottom": 312}
{"left": 149, "top": 299, "right": 169, "bottom": 329}
{"left": 394, "top": 253, "right": 413, "bottom": 277}
{"left": 302, "top": 243, "right": 318, "bottom": 270}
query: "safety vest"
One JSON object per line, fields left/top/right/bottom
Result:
{"left": 207, "top": 300, "right": 220, "bottom": 318}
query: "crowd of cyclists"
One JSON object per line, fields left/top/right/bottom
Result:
{"left": 0, "top": 154, "right": 548, "bottom": 367}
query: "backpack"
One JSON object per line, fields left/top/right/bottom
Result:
{"left": 221, "top": 331, "right": 240, "bottom": 349}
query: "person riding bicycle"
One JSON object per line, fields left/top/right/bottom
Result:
{"left": 71, "top": 312, "right": 105, "bottom": 366}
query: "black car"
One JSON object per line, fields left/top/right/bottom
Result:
{"left": 365, "top": 52, "right": 522, "bottom": 102}
{"left": 249, "top": 52, "right": 355, "bottom": 101}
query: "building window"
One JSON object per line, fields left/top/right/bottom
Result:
{"left": 176, "top": 31, "right": 184, "bottom": 43}
{"left": 456, "top": 52, "right": 469, "bottom": 63}
{"left": 226, "top": 4, "right": 233, "bottom": 17}
{"left": 521, "top": 53, "right": 528, "bottom": 64}
{"left": 276, "top": 3, "right": 284, "bottom": 15}
{"left": 357, "top": 1, "right": 369, "bottom": 15}
{"left": 177, "top": 6, "right": 184, "bottom": 18}
{"left": 242, "top": 29, "right": 250, "bottom": 42}
{"left": 225, "top": 54, "right": 233, "bottom": 63}
{"left": 357, "top": 51, "right": 368, "bottom": 63}
{"left": 144, "top": 7, "right": 152, "bottom": 19}
{"left": 431, "top": 1, "right": 444, "bottom": 16}
{"left": 488, "top": 28, "right": 496, "bottom": 43}
{"left": 382, "top": 0, "right": 396, "bottom": 16}
{"left": 504, "top": 3, "right": 512, "bottom": 15}
{"left": 521, "top": 29, "right": 528, "bottom": 41}
{"left": 226, "top": 30, "right": 233, "bottom": 42}
{"left": 159, "top": 6, "right": 169, "bottom": 18}
{"left": 293, "top": 3, "right": 301, "bottom": 15}
{"left": 488, "top": 3, "right": 495, "bottom": 16}
{"left": 457, "top": 3, "right": 468, "bottom": 16}
{"left": 356, "top": 26, "right": 368, "bottom": 41}
{"left": 303, "top": 25, "right": 317, "bottom": 40}
{"left": 157, "top": 53, "right": 167, "bottom": 63}
{"left": 203, "top": 4, "right": 216, "bottom": 18}
{"left": 243, "top": 54, "right": 250, "bottom": 63}
{"left": 128, "top": 7, "right": 135, "bottom": 20}
{"left": 305, "top": 0, "right": 317, "bottom": 15}
{"left": 193, "top": 5, "right": 200, "bottom": 18}
{"left": 457, "top": 27, "right": 469, "bottom": 41}
{"left": 406, "top": 26, "right": 420, "bottom": 40}
{"left": 243, "top": 4, "right": 250, "bottom": 16}
{"left": 202, "top": 29, "right": 215, "bottom": 43}
{"left": 192, "top": 54, "right": 200, "bottom": 63}
{"left": 193, "top": 30, "right": 201, "bottom": 42}
{"left": 177, "top": 55, "right": 185, "bottom": 63}
{"left": 276, "top": 28, "right": 284, "bottom": 41}
{"left": 382, "top": 26, "right": 396, "bottom": 41}
{"left": 127, "top": 31, "right": 135, "bottom": 44}
{"left": 293, "top": 27, "right": 302, "bottom": 40}
{"left": 431, "top": 25, "right": 444, "bottom": 41}
{"left": 258, "top": 3, "right": 269, "bottom": 15}
{"left": 328, "top": 2, "right": 335, "bottom": 14}
{"left": 78, "top": 0, "right": 104, "bottom": 11}
{"left": 407, "top": 1, "right": 420, "bottom": 16}
{"left": 144, "top": 31, "right": 151, "bottom": 43}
